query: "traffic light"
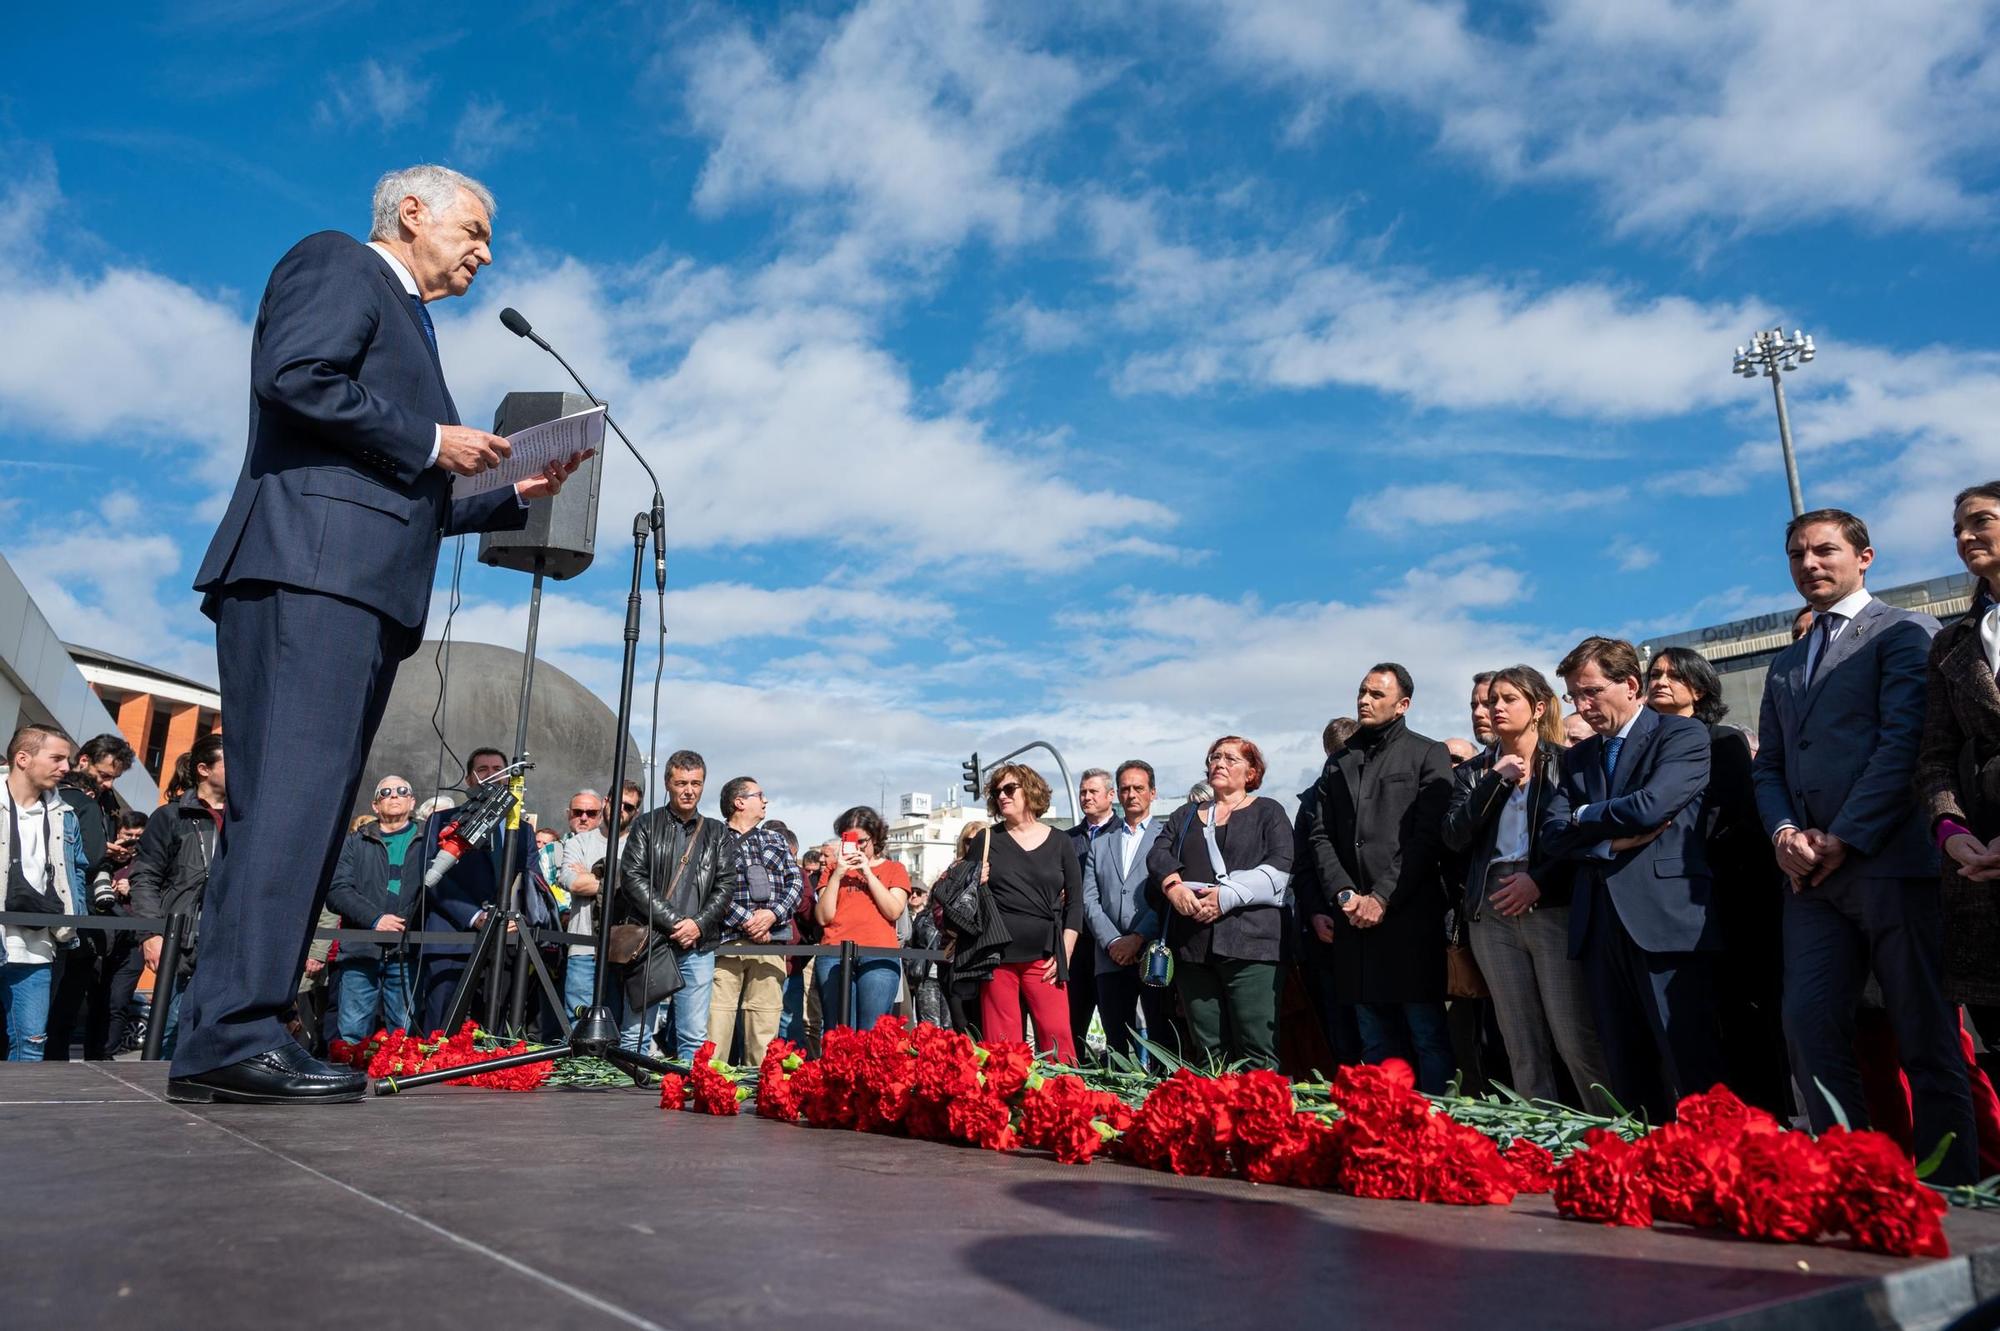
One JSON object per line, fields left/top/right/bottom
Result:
{"left": 961, "top": 752, "right": 980, "bottom": 797}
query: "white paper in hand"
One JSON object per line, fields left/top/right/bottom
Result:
{"left": 452, "top": 405, "right": 606, "bottom": 497}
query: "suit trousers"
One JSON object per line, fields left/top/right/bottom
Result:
{"left": 1782, "top": 873, "right": 1978, "bottom": 1184}
{"left": 707, "top": 952, "right": 787, "bottom": 1065}
{"left": 1094, "top": 965, "right": 1179, "bottom": 1060}
{"left": 171, "top": 584, "right": 410, "bottom": 1077}
{"left": 1579, "top": 887, "right": 1724, "bottom": 1121}
{"left": 1468, "top": 879, "right": 1612, "bottom": 1111}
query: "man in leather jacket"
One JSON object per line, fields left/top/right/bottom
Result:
{"left": 616, "top": 750, "right": 734, "bottom": 1059}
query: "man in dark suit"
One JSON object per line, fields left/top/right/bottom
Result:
{"left": 1064, "top": 769, "right": 1116, "bottom": 1060}
{"left": 168, "top": 165, "right": 587, "bottom": 1104}
{"left": 1754, "top": 508, "right": 1976, "bottom": 1182}
{"left": 1542, "top": 635, "right": 1720, "bottom": 1120}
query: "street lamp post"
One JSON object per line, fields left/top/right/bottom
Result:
{"left": 1733, "top": 327, "right": 1815, "bottom": 518}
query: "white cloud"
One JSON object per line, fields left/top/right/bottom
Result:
{"left": 681, "top": 0, "right": 1092, "bottom": 249}
{"left": 450, "top": 96, "right": 539, "bottom": 169}
{"left": 1608, "top": 541, "right": 1659, "bottom": 572}
{"left": 1190, "top": 0, "right": 2000, "bottom": 234}
{"left": 1091, "top": 194, "right": 1768, "bottom": 417}
{"left": 1346, "top": 483, "right": 1626, "bottom": 534}
{"left": 313, "top": 59, "right": 431, "bottom": 133}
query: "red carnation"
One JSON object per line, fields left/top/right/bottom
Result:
{"left": 1020, "top": 1075, "right": 1131, "bottom": 1165}
{"left": 689, "top": 1040, "right": 744, "bottom": 1116}
{"left": 1554, "top": 1129, "right": 1655, "bottom": 1227}
{"left": 1504, "top": 1139, "right": 1559, "bottom": 1193}
{"left": 1716, "top": 1130, "right": 1832, "bottom": 1243}
{"left": 946, "top": 1090, "right": 1017, "bottom": 1151}
{"left": 1816, "top": 1128, "right": 1950, "bottom": 1258}
{"left": 977, "top": 1041, "right": 1036, "bottom": 1101}
{"left": 756, "top": 1039, "right": 804, "bottom": 1122}
{"left": 658, "top": 1072, "right": 687, "bottom": 1109}
{"left": 1637, "top": 1123, "right": 1738, "bottom": 1228}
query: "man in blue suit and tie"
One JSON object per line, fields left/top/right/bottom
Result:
{"left": 1753, "top": 508, "right": 1976, "bottom": 1182}
{"left": 169, "top": 165, "right": 587, "bottom": 1103}
{"left": 1542, "top": 635, "right": 1721, "bottom": 1120}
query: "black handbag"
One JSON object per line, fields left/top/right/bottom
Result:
{"left": 616, "top": 824, "right": 697, "bottom": 1007}
{"left": 936, "top": 831, "right": 1010, "bottom": 983}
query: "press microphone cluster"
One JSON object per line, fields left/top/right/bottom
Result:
{"left": 422, "top": 778, "right": 517, "bottom": 891}
{"left": 498, "top": 306, "right": 667, "bottom": 593}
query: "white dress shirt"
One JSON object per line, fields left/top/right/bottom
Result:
{"left": 1115, "top": 814, "right": 1154, "bottom": 878}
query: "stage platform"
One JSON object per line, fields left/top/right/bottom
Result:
{"left": 7, "top": 1060, "right": 2000, "bottom": 1330}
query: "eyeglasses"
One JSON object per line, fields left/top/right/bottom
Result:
{"left": 1208, "top": 754, "right": 1247, "bottom": 767}
{"left": 568, "top": 806, "right": 602, "bottom": 819}
{"left": 622, "top": 801, "right": 640, "bottom": 815}
{"left": 375, "top": 785, "right": 412, "bottom": 799}
{"left": 994, "top": 782, "right": 1022, "bottom": 799}
{"left": 1562, "top": 685, "right": 1611, "bottom": 705}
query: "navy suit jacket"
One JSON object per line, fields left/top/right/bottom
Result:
{"left": 194, "top": 231, "right": 526, "bottom": 637}
{"left": 416, "top": 814, "right": 548, "bottom": 957}
{"left": 1542, "top": 706, "right": 1718, "bottom": 956}
{"left": 1752, "top": 596, "right": 1940, "bottom": 883}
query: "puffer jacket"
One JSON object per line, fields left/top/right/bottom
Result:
{"left": 127, "top": 791, "right": 221, "bottom": 976}
{"left": 617, "top": 809, "right": 735, "bottom": 952}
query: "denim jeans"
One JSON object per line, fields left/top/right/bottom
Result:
{"left": 334, "top": 955, "right": 412, "bottom": 1042}
{"left": 814, "top": 955, "right": 900, "bottom": 1032}
{"left": 1355, "top": 1000, "right": 1456, "bottom": 1093}
{"left": 619, "top": 948, "right": 714, "bottom": 1061}
{"left": 563, "top": 950, "right": 597, "bottom": 1018}
{"left": 1, "top": 961, "right": 54, "bottom": 1061}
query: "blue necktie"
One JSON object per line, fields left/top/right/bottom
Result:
{"left": 1806, "top": 612, "right": 1837, "bottom": 685}
{"left": 408, "top": 293, "right": 438, "bottom": 354}
{"left": 1603, "top": 735, "right": 1624, "bottom": 788}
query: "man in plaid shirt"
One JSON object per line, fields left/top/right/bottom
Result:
{"left": 707, "top": 775, "right": 803, "bottom": 1064}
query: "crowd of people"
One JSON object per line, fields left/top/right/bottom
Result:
{"left": 9, "top": 493, "right": 2000, "bottom": 1184}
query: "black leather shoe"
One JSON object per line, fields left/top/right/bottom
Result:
{"left": 167, "top": 1042, "right": 368, "bottom": 1104}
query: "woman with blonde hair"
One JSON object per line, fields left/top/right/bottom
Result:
{"left": 1442, "top": 665, "right": 1610, "bottom": 1109}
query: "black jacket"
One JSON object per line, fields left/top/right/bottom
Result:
{"left": 56, "top": 775, "right": 116, "bottom": 880}
{"left": 1440, "top": 741, "right": 1573, "bottom": 913}
{"left": 1306, "top": 717, "right": 1454, "bottom": 1004}
{"left": 618, "top": 810, "right": 735, "bottom": 952}
{"left": 326, "top": 819, "right": 429, "bottom": 962}
{"left": 1147, "top": 797, "right": 1294, "bottom": 964}
{"left": 127, "top": 792, "right": 220, "bottom": 976}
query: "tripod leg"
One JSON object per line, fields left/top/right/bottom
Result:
{"left": 605, "top": 1046, "right": 685, "bottom": 1084}
{"left": 443, "top": 909, "right": 505, "bottom": 1036}
{"left": 373, "top": 1042, "right": 558, "bottom": 1095}
{"left": 517, "top": 929, "right": 572, "bottom": 1040}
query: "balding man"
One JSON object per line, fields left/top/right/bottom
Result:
{"left": 171, "top": 166, "right": 590, "bottom": 1104}
{"left": 325, "top": 775, "right": 424, "bottom": 1043}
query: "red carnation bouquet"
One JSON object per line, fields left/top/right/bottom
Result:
{"left": 326, "top": 1021, "right": 550, "bottom": 1091}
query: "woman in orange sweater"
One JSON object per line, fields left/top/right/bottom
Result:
{"left": 812, "top": 806, "right": 909, "bottom": 1030}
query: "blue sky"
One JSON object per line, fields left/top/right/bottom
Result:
{"left": 4, "top": 1, "right": 1998, "bottom": 833}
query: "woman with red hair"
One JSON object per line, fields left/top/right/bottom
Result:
{"left": 1148, "top": 736, "right": 1294, "bottom": 1068}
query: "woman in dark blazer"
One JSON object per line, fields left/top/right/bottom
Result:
{"left": 1149, "top": 736, "right": 1293, "bottom": 1069}
{"left": 1442, "top": 665, "right": 1610, "bottom": 1109}
{"left": 1645, "top": 645, "right": 1791, "bottom": 1116}
{"left": 1915, "top": 480, "right": 2000, "bottom": 1023}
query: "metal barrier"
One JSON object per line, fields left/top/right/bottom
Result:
{"left": 0, "top": 912, "right": 943, "bottom": 1061}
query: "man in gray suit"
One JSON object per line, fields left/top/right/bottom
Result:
{"left": 1753, "top": 507, "right": 1976, "bottom": 1183}
{"left": 1082, "top": 760, "right": 1174, "bottom": 1058}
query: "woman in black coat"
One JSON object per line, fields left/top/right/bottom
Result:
{"left": 1151, "top": 735, "right": 1294, "bottom": 1069}
{"left": 1442, "top": 665, "right": 1610, "bottom": 1110}
{"left": 1646, "top": 646, "right": 1790, "bottom": 1116}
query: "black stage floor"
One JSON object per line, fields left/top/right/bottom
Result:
{"left": 8, "top": 1061, "right": 2000, "bottom": 1330}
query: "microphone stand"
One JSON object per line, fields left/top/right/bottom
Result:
{"left": 379, "top": 307, "right": 675, "bottom": 1092}
{"left": 379, "top": 507, "right": 673, "bottom": 1090}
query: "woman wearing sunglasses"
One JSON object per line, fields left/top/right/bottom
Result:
{"left": 974, "top": 765, "right": 1082, "bottom": 1062}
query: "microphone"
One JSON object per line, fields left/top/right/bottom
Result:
{"left": 499, "top": 306, "right": 668, "bottom": 591}
{"left": 421, "top": 779, "right": 515, "bottom": 891}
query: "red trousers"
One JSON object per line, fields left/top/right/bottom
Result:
{"left": 981, "top": 961, "right": 1076, "bottom": 1063}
